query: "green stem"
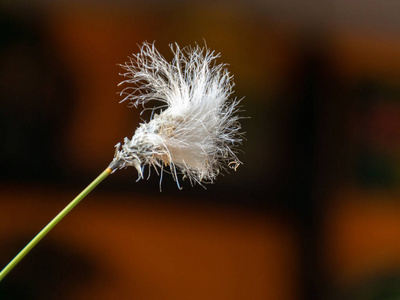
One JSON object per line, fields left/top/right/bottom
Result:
{"left": 0, "top": 167, "right": 112, "bottom": 282}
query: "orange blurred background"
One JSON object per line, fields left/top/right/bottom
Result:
{"left": 0, "top": 1, "right": 399, "bottom": 299}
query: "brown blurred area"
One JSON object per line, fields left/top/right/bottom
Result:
{"left": 0, "top": 0, "right": 399, "bottom": 299}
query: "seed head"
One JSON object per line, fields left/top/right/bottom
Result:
{"left": 109, "top": 42, "right": 244, "bottom": 188}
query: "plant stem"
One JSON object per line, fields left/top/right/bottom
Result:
{"left": 0, "top": 167, "right": 112, "bottom": 282}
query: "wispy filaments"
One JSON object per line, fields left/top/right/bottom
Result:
{"left": 109, "top": 42, "right": 244, "bottom": 187}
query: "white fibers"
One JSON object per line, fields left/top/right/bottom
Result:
{"left": 109, "top": 42, "right": 244, "bottom": 187}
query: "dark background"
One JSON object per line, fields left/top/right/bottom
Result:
{"left": 0, "top": 1, "right": 400, "bottom": 299}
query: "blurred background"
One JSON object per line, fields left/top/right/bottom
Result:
{"left": 0, "top": 0, "right": 399, "bottom": 299}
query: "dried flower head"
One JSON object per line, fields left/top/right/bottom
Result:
{"left": 109, "top": 42, "right": 243, "bottom": 187}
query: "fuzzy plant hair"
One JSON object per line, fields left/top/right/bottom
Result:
{"left": 109, "top": 42, "right": 243, "bottom": 187}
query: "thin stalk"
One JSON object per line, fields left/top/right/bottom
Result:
{"left": 0, "top": 167, "right": 112, "bottom": 282}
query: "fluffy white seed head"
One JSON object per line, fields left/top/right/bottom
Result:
{"left": 109, "top": 42, "right": 243, "bottom": 187}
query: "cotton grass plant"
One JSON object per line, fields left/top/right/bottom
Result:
{"left": 0, "top": 42, "right": 244, "bottom": 281}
